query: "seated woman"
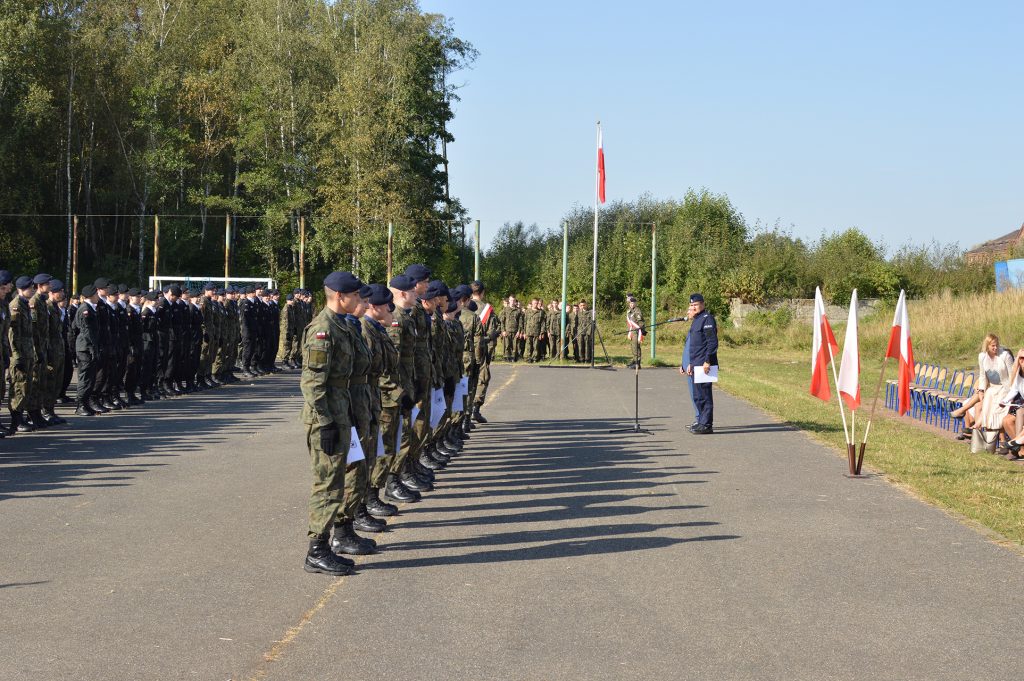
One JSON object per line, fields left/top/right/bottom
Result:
{"left": 998, "top": 349, "right": 1024, "bottom": 460}
{"left": 954, "top": 333, "right": 1014, "bottom": 446}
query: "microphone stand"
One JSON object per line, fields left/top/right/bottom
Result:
{"left": 609, "top": 316, "right": 689, "bottom": 435}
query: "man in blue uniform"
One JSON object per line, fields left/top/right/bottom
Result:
{"left": 686, "top": 293, "right": 717, "bottom": 434}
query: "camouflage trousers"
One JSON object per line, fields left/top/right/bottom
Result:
{"left": 400, "top": 377, "right": 432, "bottom": 466}
{"left": 340, "top": 385, "right": 373, "bottom": 521}
{"left": 306, "top": 420, "right": 350, "bottom": 539}
{"left": 44, "top": 350, "right": 64, "bottom": 409}
{"left": 474, "top": 360, "right": 491, "bottom": 408}
{"left": 9, "top": 360, "right": 33, "bottom": 412}
{"left": 373, "top": 405, "right": 400, "bottom": 487}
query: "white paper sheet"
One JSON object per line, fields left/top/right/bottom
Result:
{"left": 346, "top": 426, "right": 365, "bottom": 463}
{"left": 376, "top": 430, "right": 385, "bottom": 457}
{"left": 429, "top": 388, "right": 445, "bottom": 428}
{"left": 693, "top": 365, "right": 719, "bottom": 383}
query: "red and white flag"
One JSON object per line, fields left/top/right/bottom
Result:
{"left": 836, "top": 289, "right": 861, "bottom": 410}
{"left": 597, "top": 125, "right": 606, "bottom": 204}
{"left": 477, "top": 302, "right": 493, "bottom": 326}
{"left": 810, "top": 287, "right": 839, "bottom": 402}
{"left": 885, "top": 289, "right": 915, "bottom": 415}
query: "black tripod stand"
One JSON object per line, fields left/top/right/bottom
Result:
{"left": 608, "top": 316, "right": 689, "bottom": 435}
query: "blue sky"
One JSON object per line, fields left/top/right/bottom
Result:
{"left": 420, "top": 0, "right": 1024, "bottom": 251}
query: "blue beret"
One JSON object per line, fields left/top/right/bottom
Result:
{"left": 404, "top": 263, "right": 431, "bottom": 282}
{"left": 15, "top": 275, "right": 33, "bottom": 289}
{"left": 33, "top": 273, "right": 52, "bottom": 285}
{"left": 367, "top": 284, "right": 393, "bottom": 306}
{"left": 49, "top": 279, "right": 65, "bottom": 292}
{"left": 0, "top": 270, "right": 12, "bottom": 285}
{"left": 425, "top": 279, "right": 450, "bottom": 299}
{"left": 81, "top": 284, "right": 97, "bottom": 297}
{"left": 126, "top": 287, "right": 140, "bottom": 296}
{"left": 94, "top": 277, "right": 111, "bottom": 289}
{"left": 690, "top": 293, "right": 704, "bottom": 304}
{"left": 216, "top": 288, "right": 226, "bottom": 295}
{"left": 204, "top": 282, "right": 217, "bottom": 291}
{"left": 323, "top": 271, "right": 362, "bottom": 293}
{"left": 446, "top": 300, "right": 458, "bottom": 314}
{"left": 467, "top": 300, "right": 478, "bottom": 312}
{"left": 388, "top": 274, "right": 415, "bottom": 292}
{"left": 286, "top": 293, "right": 294, "bottom": 301}
{"left": 452, "top": 284, "right": 471, "bottom": 300}
{"left": 116, "top": 283, "right": 128, "bottom": 293}
{"left": 358, "top": 284, "right": 372, "bottom": 299}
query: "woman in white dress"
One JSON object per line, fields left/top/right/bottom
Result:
{"left": 959, "top": 334, "right": 1015, "bottom": 443}
{"left": 997, "top": 349, "right": 1024, "bottom": 460}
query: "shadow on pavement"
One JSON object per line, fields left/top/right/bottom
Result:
{"left": 374, "top": 414, "right": 738, "bottom": 570}
{"left": 0, "top": 375, "right": 299, "bottom": 503}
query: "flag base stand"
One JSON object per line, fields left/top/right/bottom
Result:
{"left": 610, "top": 365, "right": 652, "bottom": 435}
{"left": 855, "top": 442, "right": 866, "bottom": 475}
{"left": 846, "top": 443, "right": 858, "bottom": 475}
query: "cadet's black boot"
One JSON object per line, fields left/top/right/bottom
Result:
{"left": 57, "top": 394, "right": 73, "bottom": 405}
{"left": 412, "top": 458, "right": 435, "bottom": 482}
{"left": 42, "top": 408, "right": 65, "bottom": 426}
{"left": 6, "top": 410, "right": 19, "bottom": 435}
{"left": 75, "top": 401, "right": 97, "bottom": 416}
{"left": 304, "top": 537, "right": 354, "bottom": 576}
{"left": 102, "top": 396, "right": 120, "bottom": 410}
{"left": 419, "top": 450, "right": 445, "bottom": 471}
{"left": 112, "top": 396, "right": 129, "bottom": 409}
{"left": 89, "top": 398, "right": 110, "bottom": 414}
{"left": 127, "top": 395, "right": 143, "bottom": 406}
{"left": 384, "top": 474, "right": 419, "bottom": 503}
{"left": 28, "top": 410, "right": 49, "bottom": 429}
{"left": 330, "top": 521, "right": 376, "bottom": 555}
{"left": 13, "top": 411, "right": 34, "bottom": 433}
{"left": 401, "top": 468, "right": 432, "bottom": 492}
{"left": 472, "top": 407, "right": 487, "bottom": 424}
{"left": 353, "top": 505, "right": 387, "bottom": 533}
{"left": 366, "top": 488, "right": 399, "bottom": 517}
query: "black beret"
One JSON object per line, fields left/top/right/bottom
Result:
{"left": 49, "top": 279, "right": 65, "bottom": 292}
{"left": 367, "top": 284, "right": 393, "bottom": 306}
{"left": 168, "top": 284, "right": 182, "bottom": 296}
{"left": 323, "top": 271, "right": 362, "bottom": 293}
{"left": 358, "top": 284, "right": 372, "bottom": 299}
{"left": 204, "top": 282, "right": 216, "bottom": 291}
{"left": 94, "top": 277, "right": 111, "bottom": 289}
{"left": 467, "top": 300, "right": 478, "bottom": 312}
{"left": 127, "top": 287, "right": 140, "bottom": 296}
{"left": 246, "top": 286, "right": 255, "bottom": 294}
{"left": 0, "top": 270, "right": 12, "bottom": 285}
{"left": 145, "top": 290, "right": 158, "bottom": 301}
{"left": 81, "top": 285, "right": 97, "bottom": 297}
{"left": 471, "top": 280, "right": 484, "bottom": 290}
{"left": 452, "top": 284, "right": 471, "bottom": 300}
{"left": 404, "top": 263, "right": 431, "bottom": 282}
{"left": 286, "top": 293, "right": 294, "bottom": 301}
{"left": 690, "top": 293, "right": 704, "bottom": 304}
{"left": 33, "top": 273, "right": 52, "bottom": 285}
{"left": 16, "top": 275, "right": 33, "bottom": 289}
{"left": 425, "top": 279, "right": 449, "bottom": 299}
{"left": 445, "top": 300, "right": 458, "bottom": 314}
{"left": 387, "top": 301, "right": 396, "bottom": 312}
{"left": 388, "top": 274, "right": 415, "bottom": 292}
{"left": 216, "top": 288, "right": 226, "bottom": 295}
{"left": 117, "top": 283, "right": 129, "bottom": 294}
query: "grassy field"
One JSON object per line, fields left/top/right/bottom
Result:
{"left": 519, "top": 290, "right": 1024, "bottom": 547}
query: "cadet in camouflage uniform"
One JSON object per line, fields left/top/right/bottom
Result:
{"left": 546, "top": 300, "right": 562, "bottom": 361}
{"left": 427, "top": 294, "right": 463, "bottom": 464}
{"left": 626, "top": 295, "right": 645, "bottom": 369}
{"left": 499, "top": 296, "right": 516, "bottom": 361}
{"left": 384, "top": 274, "right": 421, "bottom": 504}
{"left": 397, "top": 264, "right": 436, "bottom": 496}
{"left": 330, "top": 284, "right": 381, "bottom": 556}
{"left": 578, "top": 301, "right": 593, "bottom": 364}
{"left": 0, "top": 270, "right": 12, "bottom": 436}
{"left": 278, "top": 293, "right": 297, "bottom": 368}
{"left": 525, "top": 298, "right": 544, "bottom": 363}
{"left": 457, "top": 285, "right": 484, "bottom": 437}
{"left": 418, "top": 279, "right": 451, "bottom": 472}
{"left": 300, "top": 271, "right": 364, "bottom": 576}
{"left": 8, "top": 277, "right": 37, "bottom": 433}
{"left": 361, "top": 284, "right": 402, "bottom": 518}
{"left": 470, "top": 281, "right": 498, "bottom": 423}
{"left": 42, "top": 279, "right": 68, "bottom": 424}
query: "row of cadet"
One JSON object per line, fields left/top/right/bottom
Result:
{"left": 0, "top": 269, "right": 316, "bottom": 434}
{"left": 496, "top": 295, "right": 595, "bottom": 364}
{"left": 300, "top": 266, "right": 500, "bottom": 576}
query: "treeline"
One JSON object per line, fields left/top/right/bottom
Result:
{"left": 0, "top": 0, "right": 474, "bottom": 288}
{"left": 482, "top": 190, "right": 995, "bottom": 319}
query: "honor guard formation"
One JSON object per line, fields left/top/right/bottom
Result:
{"left": 0, "top": 269, "right": 313, "bottom": 433}
{"left": 300, "top": 266, "right": 500, "bottom": 576}
{"left": 498, "top": 296, "right": 593, "bottom": 364}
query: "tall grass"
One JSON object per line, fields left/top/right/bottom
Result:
{"left": 726, "top": 288, "right": 1024, "bottom": 369}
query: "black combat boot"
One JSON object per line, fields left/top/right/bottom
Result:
{"left": 330, "top": 521, "right": 376, "bottom": 555}
{"left": 401, "top": 467, "right": 433, "bottom": 492}
{"left": 41, "top": 408, "right": 65, "bottom": 426}
{"left": 472, "top": 407, "right": 487, "bottom": 424}
{"left": 304, "top": 537, "right": 354, "bottom": 576}
{"left": 366, "top": 487, "right": 398, "bottom": 517}
{"left": 419, "top": 450, "right": 445, "bottom": 471}
{"left": 75, "top": 401, "right": 97, "bottom": 416}
{"left": 28, "top": 410, "right": 49, "bottom": 429}
{"left": 89, "top": 398, "right": 110, "bottom": 414}
{"left": 353, "top": 504, "right": 387, "bottom": 533}
{"left": 12, "top": 411, "right": 34, "bottom": 433}
{"left": 384, "top": 474, "right": 419, "bottom": 503}
{"left": 412, "top": 458, "right": 435, "bottom": 482}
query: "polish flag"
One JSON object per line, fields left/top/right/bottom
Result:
{"left": 810, "top": 287, "right": 839, "bottom": 402}
{"left": 885, "top": 290, "right": 915, "bottom": 416}
{"left": 836, "top": 289, "right": 861, "bottom": 410}
{"left": 477, "top": 302, "right": 493, "bottom": 326}
{"left": 597, "top": 126, "right": 606, "bottom": 204}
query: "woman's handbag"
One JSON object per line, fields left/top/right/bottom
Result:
{"left": 971, "top": 427, "right": 999, "bottom": 454}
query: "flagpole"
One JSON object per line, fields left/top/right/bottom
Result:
{"left": 857, "top": 358, "right": 890, "bottom": 474}
{"left": 591, "top": 120, "right": 600, "bottom": 369}
{"left": 825, "top": 343, "right": 852, "bottom": 472}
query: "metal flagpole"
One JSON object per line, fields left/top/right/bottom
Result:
{"left": 299, "top": 215, "right": 306, "bottom": 289}
{"left": 650, "top": 222, "right": 657, "bottom": 360}
{"left": 474, "top": 219, "right": 481, "bottom": 280}
{"left": 561, "top": 220, "right": 568, "bottom": 360}
{"left": 591, "top": 120, "right": 600, "bottom": 369}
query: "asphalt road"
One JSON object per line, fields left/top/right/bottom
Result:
{"left": 2, "top": 365, "right": 1022, "bottom": 680}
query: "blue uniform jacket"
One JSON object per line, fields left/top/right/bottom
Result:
{"left": 681, "top": 332, "right": 690, "bottom": 369}
{"left": 688, "top": 310, "right": 718, "bottom": 366}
